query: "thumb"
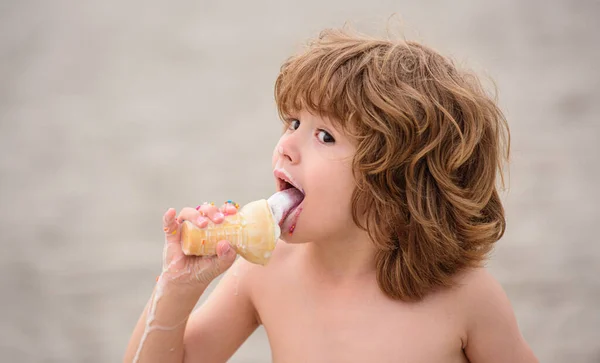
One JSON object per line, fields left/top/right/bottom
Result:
{"left": 193, "top": 241, "right": 237, "bottom": 285}
{"left": 214, "top": 240, "right": 236, "bottom": 271}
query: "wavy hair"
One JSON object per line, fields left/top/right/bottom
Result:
{"left": 274, "top": 28, "right": 510, "bottom": 301}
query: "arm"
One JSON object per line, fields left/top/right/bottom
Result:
{"left": 183, "top": 257, "right": 260, "bottom": 362}
{"left": 461, "top": 268, "right": 538, "bottom": 363}
{"left": 123, "top": 258, "right": 259, "bottom": 363}
{"left": 124, "top": 204, "right": 258, "bottom": 363}
{"left": 123, "top": 279, "right": 207, "bottom": 363}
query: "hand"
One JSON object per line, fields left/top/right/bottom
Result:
{"left": 159, "top": 202, "right": 239, "bottom": 290}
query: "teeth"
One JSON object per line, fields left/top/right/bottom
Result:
{"left": 274, "top": 168, "right": 304, "bottom": 194}
{"left": 281, "top": 177, "right": 296, "bottom": 189}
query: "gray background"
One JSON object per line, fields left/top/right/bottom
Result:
{"left": 1, "top": 1, "right": 599, "bottom": 362}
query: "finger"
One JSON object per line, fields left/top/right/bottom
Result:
{"left": 192, "top": 241, "right": 236, "bottom": 285}
{"left": 196, "top": 216, "right": 210, "bottom": 228}
{"left": 220, "top": 202, "right": 239, "bottom": 216}
{"left": 163, "top": 208, "right": 180, "bottom": 243}
{"left": 177, "top": 207, "right": 201, "bottom": 227}
{"left": 197, "top": 203, "right": 225, "bottom": 224}
{"left": 215, "top": 240, "right": 236, "bottom": 267}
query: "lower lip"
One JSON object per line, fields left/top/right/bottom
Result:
{"left": 282, "top": 200, "right": 304, "bottom": 235}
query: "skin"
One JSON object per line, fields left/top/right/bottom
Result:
{"left": 124, "top": 110, "right": 538, "bottom": 363}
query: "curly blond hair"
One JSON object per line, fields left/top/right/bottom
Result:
{"left": 274, "top": 28, "right": 510, "bottom": 301}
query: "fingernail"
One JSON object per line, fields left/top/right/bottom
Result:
{"left": 196, "top": 216, "right": 208, "bottom": 228}
{"left": 215, "top": 212, "right": 224, "bottom": 220}
{"left": 220, "top": 243, "right": 231, "bottom": 259}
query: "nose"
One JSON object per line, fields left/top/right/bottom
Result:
{"left": 276, "top": 134, "right": 300, "bottom": 165}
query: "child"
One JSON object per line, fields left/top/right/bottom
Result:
{"left": 124, "top": 27, "right": 538, "bottom": 362}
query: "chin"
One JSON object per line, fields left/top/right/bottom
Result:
{"left": 278, "top": 230, "right": 310, "bottom": 244}
{"left": 278, "top": 221, "right": 335, "bottom": 245}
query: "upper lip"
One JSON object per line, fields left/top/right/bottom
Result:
{"left": 274, "top": 168, "right": 304, "bottom": 194}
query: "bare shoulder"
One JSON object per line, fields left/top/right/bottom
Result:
{"left": 235, "top": 239, "right": 297, "bottom": 291}
{"left": 449, "top": 267, "right": 539, "bottom": 362}
{"left": 450, "top": 267, "right": 511, "bottom": 326}
{"left": 424, "top": 267, "right": 501, "bottom": 311}
{"left": 235, "top": 238, "right": 295, "bottom": 273}
{"left": 244, "top": 239, "right": 297, "bottom": 282}
{"left": 453, "top": 266, "right": 502, "bottom": 298}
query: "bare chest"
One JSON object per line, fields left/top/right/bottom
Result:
{"left": 252, "top": 275, "right": 468, "bottom": 363}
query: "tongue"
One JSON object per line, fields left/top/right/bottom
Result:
{"left": 267, "top": 188, "right": 305, "bottom": 226}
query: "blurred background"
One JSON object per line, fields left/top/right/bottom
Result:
{"left": 1, "top": 0, "right": 598, "bottom": 362}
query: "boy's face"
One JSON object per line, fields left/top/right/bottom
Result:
{"left": 272, "top": 110, "right": 358, "bottom": 244}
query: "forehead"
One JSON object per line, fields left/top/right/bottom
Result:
{"left": 300, "top": 109, "right": 333, "bottom": 125}
{"left": 300, "top": 109, "right": 353, "bottom": 132}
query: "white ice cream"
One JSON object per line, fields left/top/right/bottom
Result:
{"left": 267, "top": 188, "right": 305, "bottom": 226}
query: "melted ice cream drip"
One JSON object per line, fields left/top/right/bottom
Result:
{"left": 132, "top": 252, "right": 211, "bottom": 362}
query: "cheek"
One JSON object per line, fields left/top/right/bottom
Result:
{"left": 301, "top": 184, "right": 354, "bottom": 239}
{"left": 310, "top": 168, "right": 354, "bottom": 215}
{"left": 271, "top": 145, "right": 280, "bottom": 168}
{"left": 333, "top": 171, "right": 357, "bottom": 219}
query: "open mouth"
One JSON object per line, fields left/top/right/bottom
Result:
{"left": 277, "top": 178, "right": 300, "bottom": 194}
{"left": 275, "top": 170, "right": 304, "bottom": 195}
{"left": 276, "top": 178, "right": 305, "bottom": 225}
{"left": 270, "top": 170, "right": 306, "bottom": 234}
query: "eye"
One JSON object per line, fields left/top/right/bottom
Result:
{"left": 288, "top": 119, "right": 300, "bottom": 131}
{"left": 317, "top": 129, "right": 335, "bottom": 144}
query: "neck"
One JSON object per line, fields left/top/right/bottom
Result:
{"left": 303, "top": 227, "right": 377, "bottom": 281}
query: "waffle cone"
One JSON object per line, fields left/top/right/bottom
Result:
{"left": 180, "top": 199, "right": 279, "bottom": 265}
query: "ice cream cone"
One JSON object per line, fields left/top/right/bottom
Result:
{"left": 180, "top": 199, "right": 280, "bottom": 265}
